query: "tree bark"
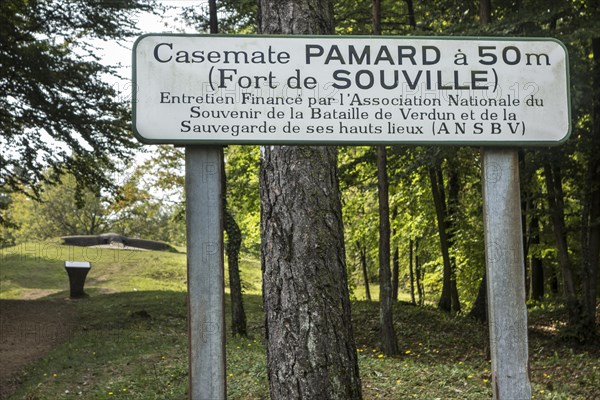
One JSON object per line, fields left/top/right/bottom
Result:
{"left": 581, "top": 36, "right": 600, "bottom": 336}
{"left": 372, "top": 1, "right": 398, "bottom": 355}
{"left": 520, "top": 151, "right": 531, "bottom": 300}
{"left": 409, "top": 238, "right": 416, "bottom": 305}
{"left": 447, "top": 168, "right": 461, "bottom": 313}
{"left": 468, "top": 273, "right": 487, "bottom": 322}
{"left": 259, "top": 3, "right": 362, "bottom": 397}
{"left": 208, "top": 0, "right": 218, "bottom": 34}
{"left": 357, "top": 241, "right": 372, "bottom": 301}
{"left": 212, "top": 0, "right": 246, "bottom": 338}
{"left": 372, "top": 0, "right": 381, "bottom": 35}
{"left": 415, "top": 238, "right": 424, "bottom": 305}
{"left": 429, "top": 164, "right": 454, "bottom": 313}
{"left": 550, "top": 268, "right": 559, "bottom": 295}
{"left": 529, "top": 212, "right": 544, "bottom": 301}
{"left": 391, "top": 206, "right": 400, "bottom": 302}
{"left": 404, "top": 0, "right": 417, "bottom": 30}
{"left": 224, "top": 207, "right": 247, "bottom": 336}
{"left": 543, "top": 162, "right": 581, "bottom": 326}
{"left": 479, "top": 0, "right": 492, "bottom": 24}
{"left": 392, "top": 245, "right": 400, "bottom": 301}
{"left": 376, "top": 146, "right": 399, "bottom": 355}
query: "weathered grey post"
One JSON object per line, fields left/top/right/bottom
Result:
{"left": 185, "top": 145, "right": 226, "bottom": 399}
{"left": 482, "top": 148, "right": 532, "bottom": 400}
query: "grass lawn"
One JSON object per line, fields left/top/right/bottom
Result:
{"left": 1, "top": 241, "right": 599, "bottom": 399}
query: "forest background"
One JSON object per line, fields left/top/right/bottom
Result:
{"left": 1, "top": 0, "right": 599, "bottom": 342}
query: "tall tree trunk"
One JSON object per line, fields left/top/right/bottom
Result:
{"left": 258, "top": 3, "right": 362, "bottom": 398}
{"left": 479, "top": 0, "right": 492, "bottom": 24}
{"left": 447, "top": 168, "right": 461, "bottom": 313}
{"left": 391, "top": 206, "right": 400, "bottom": 301}
{"left": 520, "top": 151, "right": 531, "bottom": 300}
{"left": 543, "top": 162, "right": 581, "bottom": 326}
{"left": 372, "top": 0, "right": 381, "bottom": 35}
{"left": 212, "top": 0, "right": 247, "bottom": 338}
{"left": 429, "top": 164, "right": 454, "bottom": 313}
{"left": 550, "top": 268, "right": 559, "bottom": 295}
{"left": 415, "top": 238, "right": 424, "bottom": 305}
{"left": 467, "top": 0, "right": 492, "bottom": 326}
{"left": 260, "top": 146, "right": 363, "bottom": 399}
{"left": 376, "top": 146, "right": 399, "bottom": 355}
{"left": 404, "top": 0, "right": 416, "bottom": 30}
{"left": 529, "top": 212, "right": 544, "bottom": 301}
{"left": 372, "top": 1, "right": 398, "bottom": 355}
{"left": 581, "top": 36, "right": 600, "bottom": 336}
{"left": 224, "top": 208, "right": 247, "bottom": 336}
{"left": 208, "top": 0, "right": 218, "bottom": 34}
{"left": 409, "top": 238, "right": 416, "bottom": 305}
{"left": 392, "top": 245, "right": 400, "bottom": 301}
{"left": 357, "top": 241, "right": 372, "bottom": 302}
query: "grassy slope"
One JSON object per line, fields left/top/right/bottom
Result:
{"left": 1, "top": 241, "right": 598, "bottom": 399}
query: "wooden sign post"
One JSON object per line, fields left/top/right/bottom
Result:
{"left": 133, "top": 35, "right": 570, "bottom": 399}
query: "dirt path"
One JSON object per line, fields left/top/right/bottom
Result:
{"left": 0, "top": 299, "right": 76, "bottom": 399}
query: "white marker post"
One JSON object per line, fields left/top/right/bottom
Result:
{"left": 132, "top": 35, "right": 570, "bottom": 399}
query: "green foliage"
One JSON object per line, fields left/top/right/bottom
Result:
{"left": 0, "top": 187, "right": 18, "bottom": 246}
{"left": 136, "top": 145, "right": 261, "bottom": 251}
{"left": 339, "top": 146, "right": 379, "bottom": 286}
{"left": 0, "top": 0, "right": 156, "bottom": 197}
{"left": 180, "top": 0, "right": 257, "bottom": 34}
{"left": 2, "top": 0, "right": 598, "bottom": 358}
{"left": 139, "top": 146, "right": 185, "bottom": 196}
{"left": 108, "top": 163, "right": 185, "bottom": 245}
{"left": 7, "top": 175, "right": 109, "bottom": 242}
{"left": 332, "top": 0, "right": 600, "bottom": 331}
{"left": 225, "top": 146, "right": 261, "bottom": 255}
{"left": 2, "top": 166, "right": 186, "bottom": 246}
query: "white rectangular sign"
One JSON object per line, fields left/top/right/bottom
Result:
{"left": 132, "top": 35, "right": 570, "bottom": 145}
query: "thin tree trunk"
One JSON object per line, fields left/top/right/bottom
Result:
{"left": 391, "top": 206, "right": 399, "bottom": 301}
{"left": 409, "top": 238, "right": 416, "bottom": 305}
{"left": 404, "top": 0, "right": 416, "bottom": 30}
{"left": 529, "top": 212, "right": 544, "bottom": 301}
{"left": 447, "top": 168, "right": 461, "bottom": 313}
{"left": 392, "top": 245, "right": 400, "bottom": 301}
{"left": 357, "top": 241, "right": 372, "bottom": 302}
{"left": 429, "top": 164, "right": 453, "bottom": 313}
{"left": 415, "top": 238, "right": 424, "bottom": 305}
{"left": 581, "top": 36, "right": 600, "bottom": 336}
{"left": 224, "top": 208, "right": 247, "bottom": 336}
{"left": 372, "top": 0, "right": 398, "bottom": 355}
{"left": 582, "top": 162, "right": 600, "bottom": 334}
{"left": 259, "top": 2, "right": 362, "bottom": 397}
{"left": 468, "top": 273, "right": 487, "bottom": 322}
{"left": 471, "top": 0, "right": 491, "bottom": 322}
{"left": 376, "top": 146, "right": 399, "bottom": 355}
{"left": 520, "top": 151, "right": 531, "bottom": 300}
{"left": 550, "top": 267, "right": 559, "bottom": 295}
{"left": 479, "top": 0, "right": 492, "bottom": 24}
{"left": 212, "top": 0, "right": 246, "bottom": 338}
{"left": 543, "top": 162, "right": 581, "bottom": 326}
{"left": 372, "top": 0, "right": 381, "bottom": 35}
{"left": 208, "top": 0, "right": 218, "bottom": 34}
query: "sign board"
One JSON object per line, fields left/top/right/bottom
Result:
{"left": 132, "top": 35, "right": 570, "bottom": 145}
